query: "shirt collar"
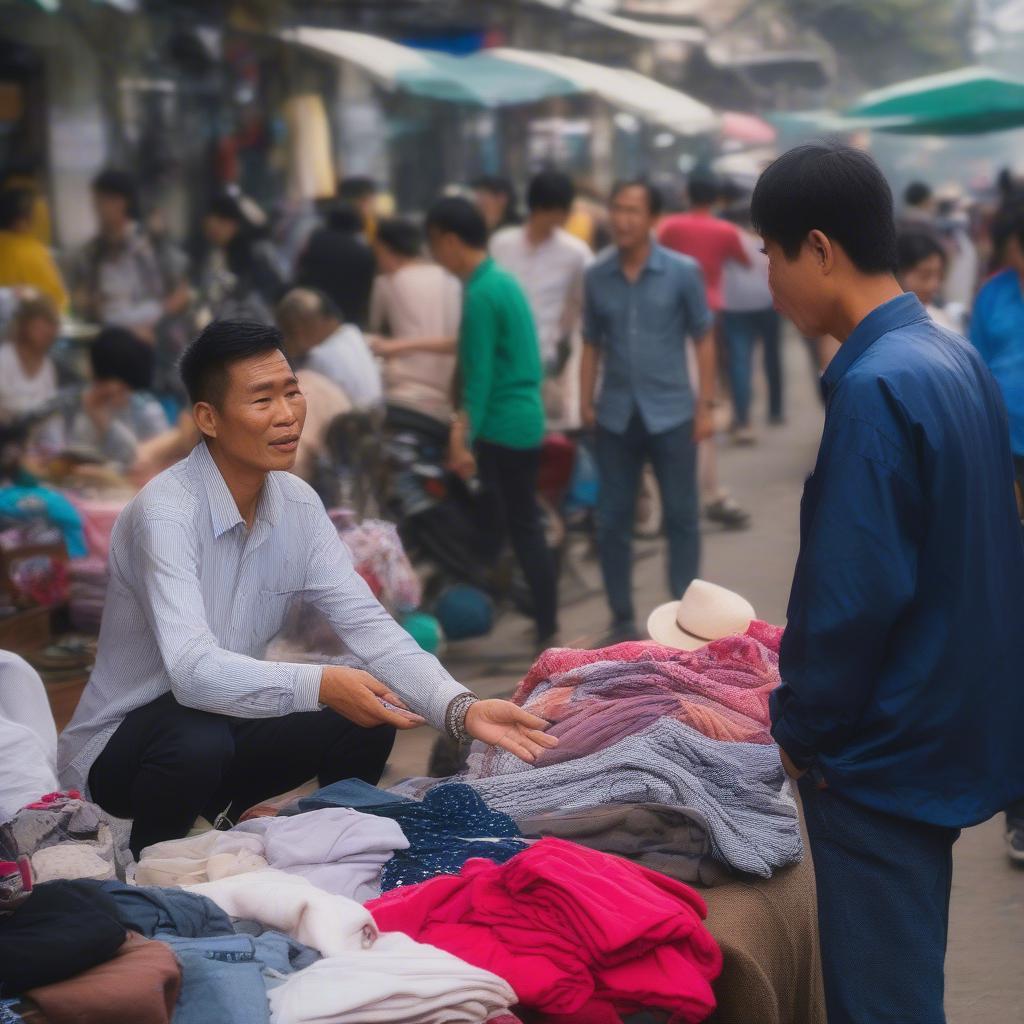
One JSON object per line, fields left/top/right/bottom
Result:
{"left": 188, "top": 440, "right": 282, "bottom": 538}
{"left": 823, "top": 292, "right": 930, "bottom": 395}
{"left": 614, "top": 240, "right": 667, "bottom": 280}
{"left": 467, "top": 256, "right": 494, "bottom": 286}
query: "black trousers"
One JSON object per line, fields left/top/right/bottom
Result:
{"left": 476, "top": 440, "right": 558, "bottom": 640}
{"left": 89, "top": 691, "right": 395, "bottom": 857}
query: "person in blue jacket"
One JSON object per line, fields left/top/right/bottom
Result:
{"left": 752, "top": 144, "right": 1024, "bottom": 1024}
{"left": 970, "top": 205, "right": 1024, "bottom": 864}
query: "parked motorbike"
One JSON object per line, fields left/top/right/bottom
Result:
{"left": 332, "top": 405, "right": 572, "bottom": 619}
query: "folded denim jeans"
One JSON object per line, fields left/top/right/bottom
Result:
{"left": 159, "top": 934, "right": 268, "bottom": 1024}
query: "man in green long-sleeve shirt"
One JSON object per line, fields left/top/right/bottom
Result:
{"left": 426, "top": 196, "right": 557, "bottom": 644}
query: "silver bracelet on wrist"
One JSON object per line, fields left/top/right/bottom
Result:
{"left": 445, "top": 693, "right": 478, "bottom": 743}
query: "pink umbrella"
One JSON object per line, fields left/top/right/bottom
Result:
{"left": 721, "top": 111, "right": 777, "bottom": 145}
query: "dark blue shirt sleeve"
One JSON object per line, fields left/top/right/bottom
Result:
{"left": 582, "top": 269, "right": 603, "bottom": 347}
{"left": 969, "top": 284, "right": 993, "bottom": 361}
{"left": 771, "top": 411, "right": 923, "bottom": 768}
{"left": 679, "top": 263, "right": 713, "bottom": 339}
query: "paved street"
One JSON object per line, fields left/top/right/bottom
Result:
{"left": 386, "top": 329, "right": 1024, "bottom": 1022}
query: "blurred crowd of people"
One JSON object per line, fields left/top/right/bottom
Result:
{"left": 1, "top": 156, "right": 1022, "bottom": 643}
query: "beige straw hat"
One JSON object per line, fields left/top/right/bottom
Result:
{"left": 647, "top": 579, "right": 756, "bottom": 651}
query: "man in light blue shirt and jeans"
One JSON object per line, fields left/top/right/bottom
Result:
{"left": 580, "top": 180, "right": 718, "bottom": 642}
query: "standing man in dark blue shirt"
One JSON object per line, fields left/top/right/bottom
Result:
{"left": 752, "top": 145, "right": 1024, "bottom": 1023}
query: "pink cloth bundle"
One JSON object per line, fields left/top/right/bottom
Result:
{"left": 469, "top": 622, "right": 783, "bottom": 778}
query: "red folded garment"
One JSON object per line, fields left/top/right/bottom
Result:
{"left": 367, "top": 838, "right": 721, "bottom": 1023}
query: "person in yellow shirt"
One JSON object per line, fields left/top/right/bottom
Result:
{"left": 0, "top": 189, "right": 67, "bottom": 311}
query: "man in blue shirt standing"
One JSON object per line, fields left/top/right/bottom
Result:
{"left": 753, "top": 145, "right": 1024, "bottom": 1023}
{"left": 580, "top": 180, "right": 717, "bottom": 644}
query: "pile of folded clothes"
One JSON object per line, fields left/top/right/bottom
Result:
{"left": 2, "top": 792, "right": 131, "bottom": 885}
{"left": 1, "top": 787, "right": 724, "bottom": 1024}
{"left": 0, "top": 623, "right": 824, "bottom": 1023}
{"left": 0, "top": 861, "right": 520, "bottom": 1023}
{"left": 396, "top": 622, "right": 802, "bottom": 880}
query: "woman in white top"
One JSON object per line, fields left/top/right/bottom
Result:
{"left": 369, "top": 218, "right": 460, "bottom": 426}
{"left": 895, "top": 229, "right": 958, "bottom": 332}
{"left": 0, "top": 290, "right": 59, "bottom": 421}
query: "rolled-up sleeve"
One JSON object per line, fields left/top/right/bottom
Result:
{"left": 132, "top": 514, "right": 323, "bottom": 718}
{"left": 771, "top": 414, "right": 922, "bottom": 768}
{"left": 302, "top": 510, "right": 472, "bottom": 731}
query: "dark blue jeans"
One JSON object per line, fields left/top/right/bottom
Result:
{"left": 799, "top": 775, "right": 959, "bottom": 1024}
{"left": 596, "top": 415, "right": 699, "bottom": 625}
{"left": 722, "top": 308, "right": 783, "bottom": 426}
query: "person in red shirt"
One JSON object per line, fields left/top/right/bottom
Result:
{"left": 659, "top": 177, "right": 750, "bottom": 312}
{"left": 658, "top": 177, "right": 750, "bottom": 530}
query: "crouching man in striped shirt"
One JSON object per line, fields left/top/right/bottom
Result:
{"left": 58, "top": 320, "right": 554, "bottom": 857}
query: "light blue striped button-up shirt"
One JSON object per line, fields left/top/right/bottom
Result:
{"left": 58, "top": 441, "right": 470, "bottom": 795}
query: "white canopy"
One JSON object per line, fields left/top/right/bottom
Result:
{"left": 491, "top": 48, "right": 719, "bottom": 135}
{"left": 527, "top": 0, "right": 707, "bottom": 42}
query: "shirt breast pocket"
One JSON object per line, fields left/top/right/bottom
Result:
{"left": 256, "top": 585, "right": 304, "bottom": 642}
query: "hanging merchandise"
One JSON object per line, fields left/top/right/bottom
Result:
{"left": 282, "top": 94, "right": 335, "bottom": 202}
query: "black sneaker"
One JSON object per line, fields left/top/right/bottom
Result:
{"left": 1006, "top": 819, "right": 1024, "bottom": 865}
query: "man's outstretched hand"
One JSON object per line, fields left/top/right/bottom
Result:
{"left": 465, "top": 699, "right": 558, "bottom": 764}
{"left": 319, "top": 666, "right": 426, "bottom": 730}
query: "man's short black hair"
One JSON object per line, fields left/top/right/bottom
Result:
{"left": 338, "top": 176, "right": 377, "bottom": 202}
{"left": 904, "top": 181, "right": 932, "bottom": 208}
{"left": 750, "top": 144, "right": 897, "bottom": 274}
{"left": 90, "top": 326, "right": 155, "bottom": 392}
{"left": 687, "top": 176, "right": 719, "bottom": 207}
{"left": 1004, "top": 205, "right": 1024, "bottom": 251}
{"left": 0, "top": 188, "right": 34, "bottom": 231}
{"left": 896, "top": 229, "right": 947, "bottom": 275}
{"left": 179, "top": 320, "right": 289, "bottom": 407}
{"left": 424, "top": 196, "right": 488, "bottom": 249}
{"left": 326, "top": 201, "right": 365, "bottom": 235}
{"left": 527, "top": 170, "right": 575, "bottom": 213}
{"left": 610, "top": 178, "right": 663, "bottom": 218}
{"left": 206, "top": 191, "right": 247, "bottom": 224}
{"left": 376, "top": 216, "right": 422, "bottom": 258}
{"left": 91, "top": 169, "right": 139, "bottom": 217}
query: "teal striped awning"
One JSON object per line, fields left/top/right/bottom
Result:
{"left": 283, "top": 29, "right": 719, "bottom": 134}
{"left": 283, "top": 28, "right": 579, "bottom": 108}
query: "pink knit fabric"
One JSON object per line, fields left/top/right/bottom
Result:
{"left": 517, "top": 621, "right": 783, "bottom": 705}
{"left": 465, "top": 622, "right": 784, "bottom": 777}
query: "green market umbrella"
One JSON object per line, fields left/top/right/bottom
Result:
{"left": 846, "top": 65, "right": 1024, "bottom": 135}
